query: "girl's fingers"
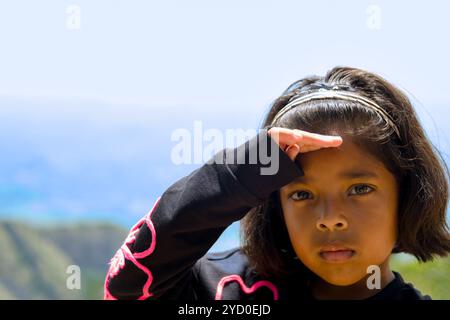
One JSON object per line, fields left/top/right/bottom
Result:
{"left": 269, "top": 127, "right": 342, "bottom": 148}
{"left": 268, "top": 127, "right": 343, "bottom": 159}
{"left": 292, "top": 129, "right": 343, "bottom": 147}
{"left": 268, "top": 127, "right": 302, "bottom": 146}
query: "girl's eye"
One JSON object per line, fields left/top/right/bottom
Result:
{"left": 289, "top": 185, "right": 374, "bottom": 201}
{"left": 349, "top": 184, "right": 374, "bottom": 196}
{"left": 290, "top": 190, "right": 312, "bottom": 201}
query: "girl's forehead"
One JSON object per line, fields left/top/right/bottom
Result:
{"left": 298, "top": 140, "right": 388, "bottom": 176}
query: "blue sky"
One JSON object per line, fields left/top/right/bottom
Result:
{"left": 1, "top": 1, "right": 449, "bottom": 106}
{"left": 0, "top": 1, "right": 449, "bottom": 250}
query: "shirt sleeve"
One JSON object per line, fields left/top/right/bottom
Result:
{"left": 104, "top": 128, "right": 304, "bottom": 299}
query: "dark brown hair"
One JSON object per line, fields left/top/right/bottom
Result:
{"left": 241, "top": 66, "right": 450, "bottom": 281}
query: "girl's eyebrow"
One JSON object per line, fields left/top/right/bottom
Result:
{"left": 292, "top": 169, "right": 380, "bottom": 183}
{"left": 339, "top": 169, "right": 380, "bottom": 180}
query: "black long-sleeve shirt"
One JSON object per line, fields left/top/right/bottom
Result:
{"left": 103, "top": 129, "right": 430, "bottom": 300}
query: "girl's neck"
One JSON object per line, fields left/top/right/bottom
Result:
{"left": 310, "top": 259, "right": 395, "bottom": 300}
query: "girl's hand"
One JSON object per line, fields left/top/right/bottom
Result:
{"left": 267, "top": 127, "right": 343, "bottom": 162}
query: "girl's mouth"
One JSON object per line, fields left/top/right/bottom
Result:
{"left": 319, "top": 249, "right": 355, "bottom": 262}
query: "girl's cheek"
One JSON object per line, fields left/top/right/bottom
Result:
{"left": 285, "top": 210, "right": 316, "bottom": 240}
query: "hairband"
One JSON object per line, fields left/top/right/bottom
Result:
{"left": 270, "top": 88, "right": 401, "bottom": 138}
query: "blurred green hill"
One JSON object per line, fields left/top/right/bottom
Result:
{"left": 390, "top": 253, "right": 449, "bottom": 299}
{"left": 0, "top": 220, "right": 448, "bottom": 299}
{"left": 0, "top": 221, "right": 127, "bottom": 299}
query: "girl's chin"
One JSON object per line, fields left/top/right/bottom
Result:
{"left": 321, "top": 277, "right": 360, "bottom": 287}
{"left": 314, "top": 270, "right": 366, "bottom": 287}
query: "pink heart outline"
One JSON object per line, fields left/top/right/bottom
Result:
{"left": 215, "top": 274, "right": 279, "bottom": 300}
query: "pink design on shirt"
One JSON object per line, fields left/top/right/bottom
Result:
{"left": 104, "top": 196, "right": 161, "bottom": 300}
{"left": 215, "top": 274, "right": 279, "bottom": 300}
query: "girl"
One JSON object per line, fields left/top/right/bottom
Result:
{"left": 104, "top": 67, "right": 449, "bottom": 300}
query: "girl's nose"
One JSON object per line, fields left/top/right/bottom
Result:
{"left": 316, "top": 218, "right": 348, "bottom": 232}
{"left": 316, "top": 204, "right": 349, "bottom": 232}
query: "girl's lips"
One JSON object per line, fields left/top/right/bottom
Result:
{"left": 319, "top": 250, "right": 355, "bottom": 262}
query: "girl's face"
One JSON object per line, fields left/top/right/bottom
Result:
{"left": 279, "top": 139, "right": 399, "bottom": 287}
